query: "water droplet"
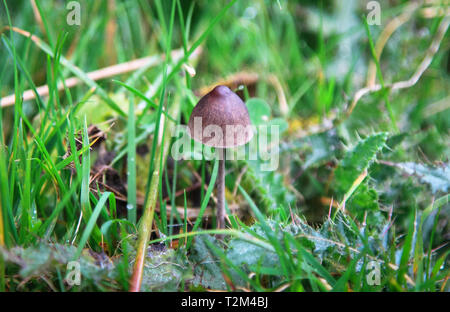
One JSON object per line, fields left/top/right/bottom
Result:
{"left": 126, "top": 204, "right": 134, "bottom": 210}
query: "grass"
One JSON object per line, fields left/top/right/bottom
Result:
{"left": 0, "top": 0, "right": 449, "bottom": 292}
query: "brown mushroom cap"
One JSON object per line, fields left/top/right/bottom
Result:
{"left": 188, "top": 85, "right": 253, "bottom": 148}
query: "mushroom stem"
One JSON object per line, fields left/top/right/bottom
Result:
{"left": 216, "top": 148, "right": 226, "bottom": 230}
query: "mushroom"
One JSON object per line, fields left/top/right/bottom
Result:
{"left": 188, "top": 85, "right": 253, "bottom": 229}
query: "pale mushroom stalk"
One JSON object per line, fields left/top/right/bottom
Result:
{"left": 216, "top": 148, "right": 226, "bottom": 229}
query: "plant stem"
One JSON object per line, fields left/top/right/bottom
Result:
{"left": 217, "top": 148, "right": 225, "bottom": 229}
{"left": 129, "top": 97, "right": 179, "bottom": 292}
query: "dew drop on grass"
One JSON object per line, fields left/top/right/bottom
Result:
{"left": 126, "top": 204, "right": 134, "bottom": 210}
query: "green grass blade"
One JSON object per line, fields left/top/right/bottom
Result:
{"left": 74, "top": 192, "right": 111, "bottom": 259}
{"left": 363, "top": 18, "right": 398, "bottom": 132}
{"left": 127, "top": 95, "right": 137, "bottom": 224}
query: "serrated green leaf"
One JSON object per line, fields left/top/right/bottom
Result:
{"left": 334, "top": 133, "right": 388, "bottom": 195}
